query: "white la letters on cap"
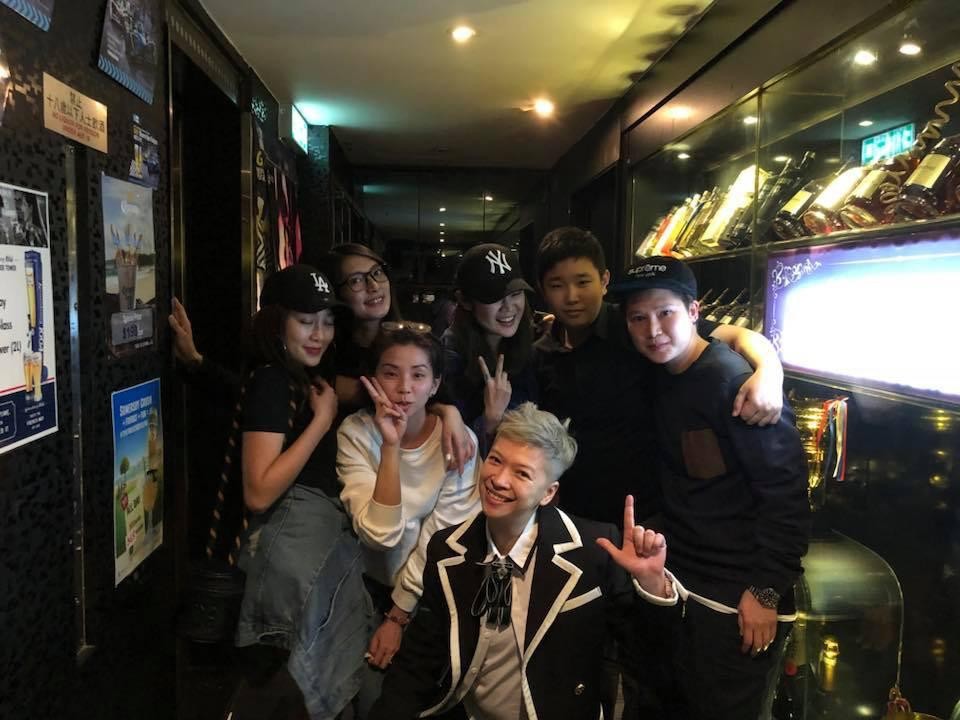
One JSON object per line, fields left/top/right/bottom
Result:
{"left": 311, "top": 272, "right": 330, "bottom": 293}
{"left": 485, "top": 249, "right": 511, "bottom": 274}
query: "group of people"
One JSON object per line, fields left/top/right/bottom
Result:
{"left": 170, "top": 227, "right": 809, "bottom": 720}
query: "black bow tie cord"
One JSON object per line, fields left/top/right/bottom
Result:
{"left": 471, "top": 556, "right": 515, "bottom": 629}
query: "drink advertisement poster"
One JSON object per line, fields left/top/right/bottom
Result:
{"left": 101, "top": 174, "right": 155, "bottom": 356}
{"left": 112, "top": 378, "right": 163, "bottom": 585}
{"left": 96, "top": 0, "right": 160, "bottom": 104}
{"left": 0, "top": 0, "right": 55, "bottom": 31}
{"left": 0, "top": 181, "right": 58, "bottom": 455}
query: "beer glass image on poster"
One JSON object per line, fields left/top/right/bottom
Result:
{"left": 112, "top": 378, "right": 163, "bottom": 585}
{"left": 101, "top": 174, "right": 155, "bottom": 355}
{"left": 0, "top": 181, "right": 58, "bottom": 456}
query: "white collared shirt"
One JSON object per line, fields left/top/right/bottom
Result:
{"left": 462, "top": 514, "right": 539, "bottom": 720}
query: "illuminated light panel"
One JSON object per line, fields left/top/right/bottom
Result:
{"left": 774, "top": 155, "right": 790, "bottom": 163}
{"left": 899, "top": 41, "right": 922, "bottom": 56}
{"left": 533, "top": 98, "right": 555, "bottom": 118}
{"left": 451, "top": 25, "right": 476, "bottom": 43}
{"left": 290, "top": 105, "right": 308, "bottom": 153}
{"left": 861, "top": 122, "right": 915, "bottom": 165}
{"left": 858, "top": 119, "right": 874, "bottom": 127}
{"left": 484, "top": 195, "right": 493, "bottom": 202}
{"left": 439, "top": 207, "right": 446, "bottom": 212}
{"left": 677, "top": 152, "right": 691, "bottom": 160}
{"left": 666, "top": 106, "right": 693, "bottom": 120}
{"left": 743, "top": 116, "right": 758, "bottom": 126}
{"left": 765, "top": 234, "right": 960, "bottom": 403}
{"left": 853, "top": 49, "right": 877, "bottom": 66}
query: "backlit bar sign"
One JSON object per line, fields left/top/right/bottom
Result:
{"left": 291, "top": 105, "right": 308, "bottom": 154}
{"left": 764, "top": 229, "right": 960, "bottom": 405}
{"left": 860, "top": 122, "right": 915, "bottom": 166}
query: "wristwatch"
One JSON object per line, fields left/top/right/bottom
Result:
{"left": 748, "top": 585, "right": 781, "bottom": 609}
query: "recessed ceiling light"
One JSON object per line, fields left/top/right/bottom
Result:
{"left": 440, "top": 230, "right": 445, "bottom": 235}
{"left": 666, "top": 106, "right": 694, "bottom": 120}
{"left": 899, "top": 41, "right": 922, "bottom": 56}
{"left": 533, "top": 98, "right": 555, "bottom": 118}
{"left": 484, "top": 195, "right": 493, "bottom": 202}
{"left": 440, "top": 222, "right": 445, "bottom": 227}
{"left": 825, "top": 157, "right": 841, "bottom": 164}
{"left": 853, "top": 49, "right": 877, "bottom": 66}
{"left": 439, "top": 206, "right": 446, "bottom": 212}
{"left": 440, "top": 238, "right": 445, "bottom": 243}
{"left": 677, "top": 152, "right": 691, "bottom": 160}
{"left": 451, "top": 25, "right": 476, "bottom": 43}
{"left": 743, "top": 116, "right": 758, "bottom": 126}
{"left": 858, "top": 119, "right": 874, "bottom": 127}
{"left": 773, "top": 155, "right": 790, "bottom": 163}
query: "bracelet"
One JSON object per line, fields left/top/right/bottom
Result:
{"left": 384, "top": 611, "right": 410, "bottom": 628}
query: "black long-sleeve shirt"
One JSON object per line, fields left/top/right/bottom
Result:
{"left": 653, "top": 339, "right": 809, "bottom": 612}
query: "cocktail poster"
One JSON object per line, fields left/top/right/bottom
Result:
{"left": 0, "top": 181, "right": 58, "bottom": 455}
{"left": 112, "top": 378, "right": 163, "bottom": 584}
{"left": 96, "top": 0, "right": 160, "bottom": 104}
{"left": 0, "top": 0, "right": 55, "bottom": 31}
{"left": 101, "top": 174, "right": 156, "bottom": 356}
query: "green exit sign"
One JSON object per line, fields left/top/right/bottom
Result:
{"left": 861, "top": 123, "right": 915, "bottom": 165}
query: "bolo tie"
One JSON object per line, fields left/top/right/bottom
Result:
{"left": 470, "top": 552, "right": 533, "bottom": 629}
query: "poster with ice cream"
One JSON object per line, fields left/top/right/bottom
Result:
{"left": 112, "top": 378, "right": 163, "bottom": 585}
{"left": 101, "top": 174, "right": 155, "bottom": 356}
{"left": 0, "top": 181, "right": 58, "bottom": 455}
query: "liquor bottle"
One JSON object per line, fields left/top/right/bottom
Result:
{"left": 719, "top": 301, "right": 750, "bottom": 326}
{"left": 771, "top": 660, "right": 800, "bottom": 720}
{"left": 706, "top": 289, "right": 748, "bottom": 323}
{"left": 890, "top": 133, "right": 960, "bottom": 219}
{"left": 771, "top": 159, "right": 853, "bottom": 240}
{"left": 700, "top": 166, "right": 766, "bottom": 249}
{"left": 699, "top": 288, "right": 731, "bottom": 319}
{"left": 802, "top": 164, "right": 868, "bottom": 235}
{"left": 678, "top": 189, "right": 725, "bottom": 257}
{"left": 655, "top": 195, "right": 698, "bottom": 255}
{"left": 838, "top": 154, "right": 919, "bottom": 229}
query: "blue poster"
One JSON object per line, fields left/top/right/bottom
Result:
{"left": 97, "top": 0, "right": 160, "bottom": 104}
{"left": 111, "top": 378, "right": 163, "bottom": 585}
{"left": 0, "top": 0, "right": 55, "bottom": 31}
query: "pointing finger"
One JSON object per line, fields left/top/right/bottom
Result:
{"left": 622, "top": 495, "right": 635, "bottom": 550}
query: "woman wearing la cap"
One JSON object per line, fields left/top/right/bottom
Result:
{"left": 319, "top": 243, "right": 476, "bottom": 472}
{"left": 441, "top": 243, "right": 539, "bottom": 454}
{"left": 231, "top": 264, "right": 371, "bottom": 720}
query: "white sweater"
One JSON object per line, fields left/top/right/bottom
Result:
{"left": 337, "top": 410, "right": 480, "bottom": 612}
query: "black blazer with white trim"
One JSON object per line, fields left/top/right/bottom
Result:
{"left": 369, "top": 505, "right": 636, "bottom": 720}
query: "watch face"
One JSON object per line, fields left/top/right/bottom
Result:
{"left": 751, "top": 586, "right": 780, "bottom": 609}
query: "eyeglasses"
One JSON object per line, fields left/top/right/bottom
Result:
{"left": 340, "top": 265, "right": 389, "bottom": 293}
{"left": 381, "top": 320, "right": 432, "bottom": 334}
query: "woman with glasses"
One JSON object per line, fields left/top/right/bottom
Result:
{"left": 442, "top": 243, "right": 539, "bottom": 455}
{"left": 337, "top": 325, "right": 480, "bottom": 715}
{"left": 322, "top": 244, "right": 475, "bottom": 473}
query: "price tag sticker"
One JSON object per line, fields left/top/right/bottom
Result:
{"left": 111, "top": 308, "right": 154, "bottom": 347}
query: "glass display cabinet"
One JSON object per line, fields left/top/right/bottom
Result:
{"left": 628, "top": 1, "right": 960, "bottom": 718}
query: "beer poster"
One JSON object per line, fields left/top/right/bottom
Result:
{"left": 101, "top": 174, "right": 155, "bottom": 356}
{"left": 111, "top": 378, "right": 163, "bottom": 584}
{"left": 0, "top": 181, "right": 58, "bottom": 455}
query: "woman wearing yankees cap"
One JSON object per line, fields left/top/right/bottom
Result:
{"left": 441, "top": 243, "right": 540, "bottom": 455}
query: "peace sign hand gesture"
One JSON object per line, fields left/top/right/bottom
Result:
{"left": 596, "top": 495, "right": 671, "bottom": 598}
{"left": 361, "top": 376, "right": 407, "bottom": 446}
{"left": 479, "top": 354, "right": 512, "bottom": 432}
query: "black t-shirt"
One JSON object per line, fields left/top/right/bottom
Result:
{"left": 653, "top": 339, "right": 809, "bottom": 610}
{"left": 241, "top": 365, "right": 340, "bottom": 499}
{"left": 534, "top": 302, "right": 717, "bottom": 525}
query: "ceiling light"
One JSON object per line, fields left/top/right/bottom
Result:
{"left": 440, "top": 231, "right": 445, "bottom": 235}
{"left": 440, "top": 222, "right": 445, "bottom": 227}
{"left": 677, "top": 152, "right": 691, "bottom": 160}
{"left": 440, "top": 238, "right": 445, "bottom": 243}
{"left": 439, "top": 207, "right": 446, "bottom": 212}
{"left": 858, "top": 119, "right": 874, "bottom": 127}
{"left": 899, "top": 40, "right": 922, "bottom": 56}
{"left": 451, "top": 26, "right": 476, "bottom": 43}
{"left": 533, "top": 98, "right": 555, "bottom": 118}
{"left": 484, "top": 195, "right": 493, "bottom": 202}
{"left": 666, "top": 106, "right": 693, "bottom": 120}
{"left": 773, "top": 155, "right": 790, "bottom": 163}
{"left": 743, "top": 116, "right": 758, "bottom": 126}
{"left": 853, "top": 49, "right": 877, "bottom": 66}
{"left": 825, "top": 157, "right": 841, "bottom": 164}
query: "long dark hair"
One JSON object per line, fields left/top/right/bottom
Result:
{"left": 448, "top": 296, "right": 534, "bottom": 388}
{"left": 245, "top": 304, "right": 335, "bottom": 396}
{"left": 321, "top": 243, "right": 402, "bottom": 322}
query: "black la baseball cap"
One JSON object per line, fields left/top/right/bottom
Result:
{"left": 455, "top": 243, "right": 533, "bottom": 304}
{"left": 260, "top": 264, "right": 346, "bottom": 314}
{"left": 611, "top": 256, "right": 698, "bottom": 300}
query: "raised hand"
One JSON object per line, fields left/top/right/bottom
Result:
{"left": 309, "top": 378, "right": 338, "bottom": 430}
{"left": 596, "top": 495, "right": 669, "bottom": 597}
{"left": 479, "top": 354, "right": 512, "bottom": 431}
{"left": 361, "top": 375, "right": 407, "bottom": 446}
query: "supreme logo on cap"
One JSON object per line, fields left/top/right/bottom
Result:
{"left": 627, "top": 263, "right": 668, "bottom": 278}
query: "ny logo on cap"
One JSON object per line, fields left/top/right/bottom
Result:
{"left": 485, "top": 249, "right": 511, "bottom": 275}
{"left": 310, "top": 272, "right": 330, "bottom": 294}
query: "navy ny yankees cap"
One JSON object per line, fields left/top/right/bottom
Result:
{"left": 456, "top": 243, "right": 533, "bottom": 304}
{"left": 611, "top": 256, "right": 698, "bottom": 300}
{"left": 260, "top": 264, "right": 347, "bottom": 314}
